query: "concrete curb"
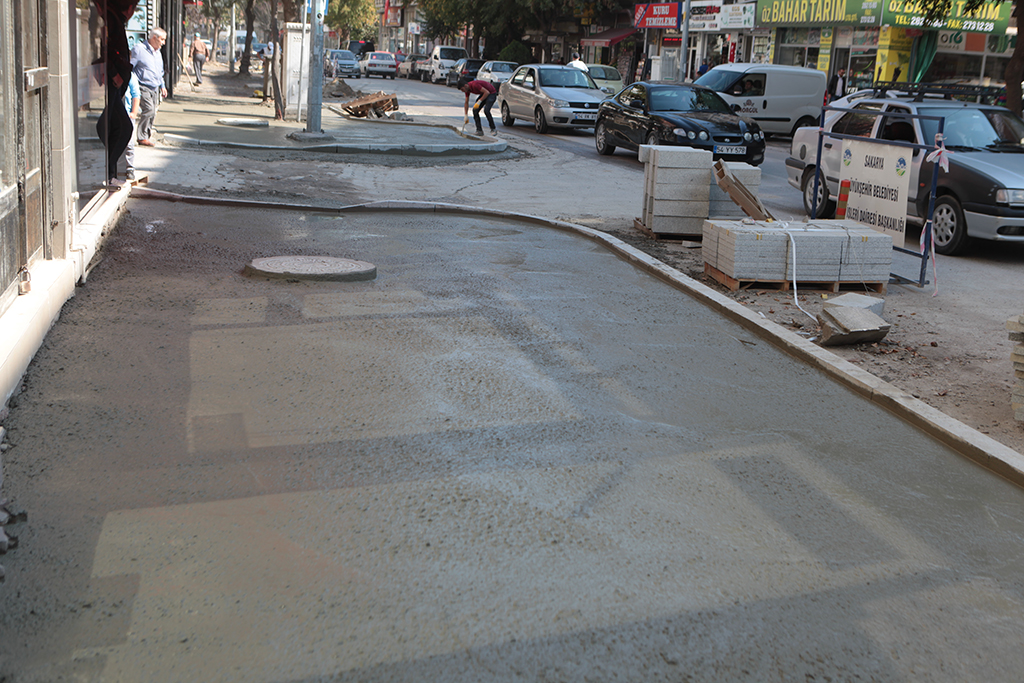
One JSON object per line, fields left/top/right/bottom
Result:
{"left": 124, "top": 191, "right": 1024, "bottom": 486}
{"left": 161, "top": 111, "right": 507, "bottom": 155}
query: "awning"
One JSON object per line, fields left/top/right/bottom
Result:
{"left": 580, "top": 27, "right": 637, "bottom": 48}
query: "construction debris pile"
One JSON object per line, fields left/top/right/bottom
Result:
{"left": 340, "top": 92, "right": 399, "bottom": 118}
{"left": 1010, "top": 312, "right": 1024, "bottom": 423}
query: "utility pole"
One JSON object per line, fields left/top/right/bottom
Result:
{"left": 678, "top": 0, "right": 691, "bottom": 83}
{"left": 229, "top": 4, "right": 237, "bottom": 73}
{"left": 305, "top": 0, "right": 325, "bottom": 132}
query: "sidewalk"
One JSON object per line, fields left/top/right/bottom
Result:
{"left": 156, "top": 62, "right": 504, "bottom": 154}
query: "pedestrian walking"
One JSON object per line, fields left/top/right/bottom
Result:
{"left": 827, "top": 67, "right": 846, "bottom": 102}
{"left": 460, "top": 79, "right": 497, "bottom": 136}
{"left": 131, "top": 27, "right": 167, "bottom": 146}
{"left": 568, "top": 52, "right": 587, "bottom": 71}
{"left": 189, "top": 32, "right": 208, "bottom": 84}
{"left": 120, "top": 71, "right": 140, "bottom": 181}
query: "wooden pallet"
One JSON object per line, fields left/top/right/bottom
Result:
{"left": 704, "top": 262, "right": 887, "bottom": 294}
{"left": 341, "top": 92, "right": 399, "bottom": 118}
{"left": 633, "top": 217, "right": 701, "bottom": 242}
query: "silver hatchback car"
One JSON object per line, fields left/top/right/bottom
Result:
{"left": 329, "top": 49, "right": 360, "bottom": 78}
{"left": 498, "top": 64, "right": 607, "bottom": 134}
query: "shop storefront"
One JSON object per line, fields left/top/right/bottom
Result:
{"left": 718, "top": 2, "right": 756, "bottom": 63}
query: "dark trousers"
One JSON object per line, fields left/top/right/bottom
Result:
{"left": 96, "top": 83, "right": 131, "bottom": 181}
{"left": 473, "top": 92, "right": 497, "bottom": 131}
{"left": 193, "top": 53, "right": 206, "bottom": 83}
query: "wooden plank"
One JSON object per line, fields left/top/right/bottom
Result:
{"left": 704, "top": 262, "right": 886, "bottom": 293}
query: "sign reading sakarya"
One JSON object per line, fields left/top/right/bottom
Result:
{"left": 840, "top": 139, "right": 911, "bottom": 245}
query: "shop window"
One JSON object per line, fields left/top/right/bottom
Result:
{"left": 924, "top": 52, "right": 984, "bottom": 85}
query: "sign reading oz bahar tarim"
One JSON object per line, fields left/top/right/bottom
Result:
{"left": 755, "top": 0, "right": 1009, "bottom": 30}
{"left": 840, "top": 140, "right": 911, "bottom": 245}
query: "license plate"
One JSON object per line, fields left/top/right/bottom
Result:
{"left": 715, "top": 144, "right": 745, "bottom": 155}
{"left": 574, "top": 112, "right": 598, "bottom": 121}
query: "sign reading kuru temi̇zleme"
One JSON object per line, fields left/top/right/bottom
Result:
{"left": 755, "top": 0, "right": 1011, "bottom": 32}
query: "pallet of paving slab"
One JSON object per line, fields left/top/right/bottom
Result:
{"left": 703, "top": 262, "right": 887, "bottom": 294}
{"left": 341, "top": 92, "right": 398, "bottom": 117}
{"left": 633, "top": 217, "right": 693, "bottom": 243}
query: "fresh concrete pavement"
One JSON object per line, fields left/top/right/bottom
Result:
{"left": 2, "top": 69, "right": 1024, "bottom": 680}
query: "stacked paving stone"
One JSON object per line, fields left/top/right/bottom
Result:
{"left": 709, "top": 163, "right": 762, "bottom": 219}
{"left": 1009, "top": 313, "right": 1024, "bottom": 423}
{"left": 641, "top": 146, "right": 713, "bottom": 236}
{"left": 703, "top": 219, "right": 891, "bottom": 283}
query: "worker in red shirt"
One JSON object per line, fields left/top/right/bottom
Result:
{"left": 460, "top": 79, "right": 498, "bottom": 136}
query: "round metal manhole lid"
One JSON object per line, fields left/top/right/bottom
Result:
{"left": 244, "top": 256, "right": 377, "bottom": 281}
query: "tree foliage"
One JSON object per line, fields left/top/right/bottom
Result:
{"left": 918, "top": 0, "right": 1021, "bottom": 116}
{"left": 325, "top": 0, "right": 377, "bottom": 43}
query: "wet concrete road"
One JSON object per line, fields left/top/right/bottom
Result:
{"left": 3, "top": 199, "right": 1024, "bottom": 681}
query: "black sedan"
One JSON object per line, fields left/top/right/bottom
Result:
{"left": 595, "top": 82, "right": 765, "bottom": 166}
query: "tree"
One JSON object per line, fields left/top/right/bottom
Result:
{"left": 325, "top": 0, "right": 377, "bottom": 45}
{"left": 920, "top": 0, "right": 1021, "bottom": 116}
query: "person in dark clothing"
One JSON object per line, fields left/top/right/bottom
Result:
{"left": 95, "top": 0, "right": 139, "bottom": 187}
{"left": 827, "top": 68, "right": 846, "bottom": 102}
{"left": 460, "top": 79, "right": 497, "bottom": 136}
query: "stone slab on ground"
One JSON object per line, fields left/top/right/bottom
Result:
{"left": 818, "top": 306, "right": 891, "bottom": 346}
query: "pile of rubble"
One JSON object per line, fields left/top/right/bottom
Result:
{"left": 1010, "top": 312, "right": 1024, "bottom": 423}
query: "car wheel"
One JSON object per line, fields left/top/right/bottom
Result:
{"left": 501, "top": 102, "right": 515, "bottom": 127}
{"left": 932, "top": 195, "right": 971, "bottom": 255}
{"left": 791, "top": 116, "right": 817, "bottom": 137}
{"left": 595, "top": 120, "right": 616, "bottom": 155}
{"left": 534, "top": 107, "right": 549, "bottom": 134}
{"left": 801, "top": 168, "right": 834, "bottom": 218}
{"left": 645, "top": 131, "right": 659, "bottom": 147}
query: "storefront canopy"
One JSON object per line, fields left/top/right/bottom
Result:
{"left": 581, "top": 27, "right": 638, "bottom": 48}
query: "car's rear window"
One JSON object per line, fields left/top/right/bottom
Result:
{"left": 589, "top": 66, "right": 621, "bottom": 80}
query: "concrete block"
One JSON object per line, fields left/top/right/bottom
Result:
{"left": 818, "top": 307, "right": 891, "bottom": 346}
{"left": 823, "top": 292, "right": 886, "bottom": 317}
{"left": 649, "top": 181, "right": 711, "bottom": 202}
{"left": 649, "top": 199, "right": 709, "bottom": 217}
{"left": 647, "top": 215, "right": 706, "bottom": 235}
{"left": 649, "top": 166, "right": 713, "bottom": 187}
{"left": 652, "top": 147, "right": 713, "bottom": 169}
{"left": 1007, "top": 317, "right": 1024, "bottom": 333}
{"left": 639, "top": 144, "right": 654, "bottom": 163}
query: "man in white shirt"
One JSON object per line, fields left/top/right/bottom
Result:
{"left": 567, "top": 52, "right": 587, "bottom": 71}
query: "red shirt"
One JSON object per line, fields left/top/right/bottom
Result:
{"left": 464, "top": 80, "right": 497, "bottom": 96}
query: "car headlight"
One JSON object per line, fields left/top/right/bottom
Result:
{"left": 551, "top": 99, "right": 570, "bottom": 108}
{"left": 743, "top": 132, "right": 752, "bottom": 142}
{"left": 996, "top": 189, "right": 1024, "bottom": 206}
{"left": 698, "top": 131, "right": 709, "bottom": 141}
{"left": 672, "top": 128, "right": 688, "bottom": 137}
{"left": 687, "top": 130, "right": 696, "bottom": 140}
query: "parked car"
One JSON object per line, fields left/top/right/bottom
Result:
{"left": 398, "top": 54, "right": 427, "bottom": 78}
{"left": 786, "top": 91, "right": 1024, "bottom": 254}
{"left": 498, "top": 64, "right": 607, "bottom": 133}
{"left": 477, "top": 61, "right": 518, "bottom": 86}
{"left": 586, "top": 64, "right": 623, "bottom": 94}
{"left": 446, "top": 58, "right": 486, "bottom": 88}
{"left": 359, "top": 51, "right": 397, "bottom": 79}
{"left": 696, "top": 63, "right": 826, "bottom": 136}
{"left": 329, "top": 49, "right": 360, "bottom": 78}
{"left": 594, "top": 81, "right": 765, "bottom": 166}
{"left": 426, "top": 45, "right": 468, "bottom": 84}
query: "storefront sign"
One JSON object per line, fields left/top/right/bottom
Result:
{"left": 720, "top": 2, "right": 755, "bottom": 28}
{"left": 635, "top": 3, "right": 681, "bottom": 28}
{"left": 840, "top": 139, "right": 911, "bottom": 245}
{"left": 884, "top": 0, "right": 1010, "bottom": 33}
{"left": 756, "top": 0, "right": 872, "bottom": 27}
{"left": 689, "top": 0, "right": 722, "bottom": 30}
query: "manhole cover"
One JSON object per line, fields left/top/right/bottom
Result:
{"left": 244, "top": 256, "right": 377, "bottom": 281}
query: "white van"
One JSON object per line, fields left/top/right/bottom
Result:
{"left": 695, "top": 64, "right": 826, "bottom": 136}
{"left": 428, "top": 45, "right": 468, "bottom": 84}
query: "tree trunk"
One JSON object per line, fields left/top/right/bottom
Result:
{"left": 211, "top": 20, "right": 221, "bottom": 64}
{"left": 1006, "top": 2, "right": 1023, "bottom": 117}
{"left": 239, "top": 0, "right": 256, "bottom": 75}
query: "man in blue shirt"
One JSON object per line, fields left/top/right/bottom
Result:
{"left": 130, "top": 27, "right": 167, "bottom": 146}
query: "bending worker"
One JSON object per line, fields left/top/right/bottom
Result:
{"left": 460, "top": 79, "right": 497, "bottom": 136}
